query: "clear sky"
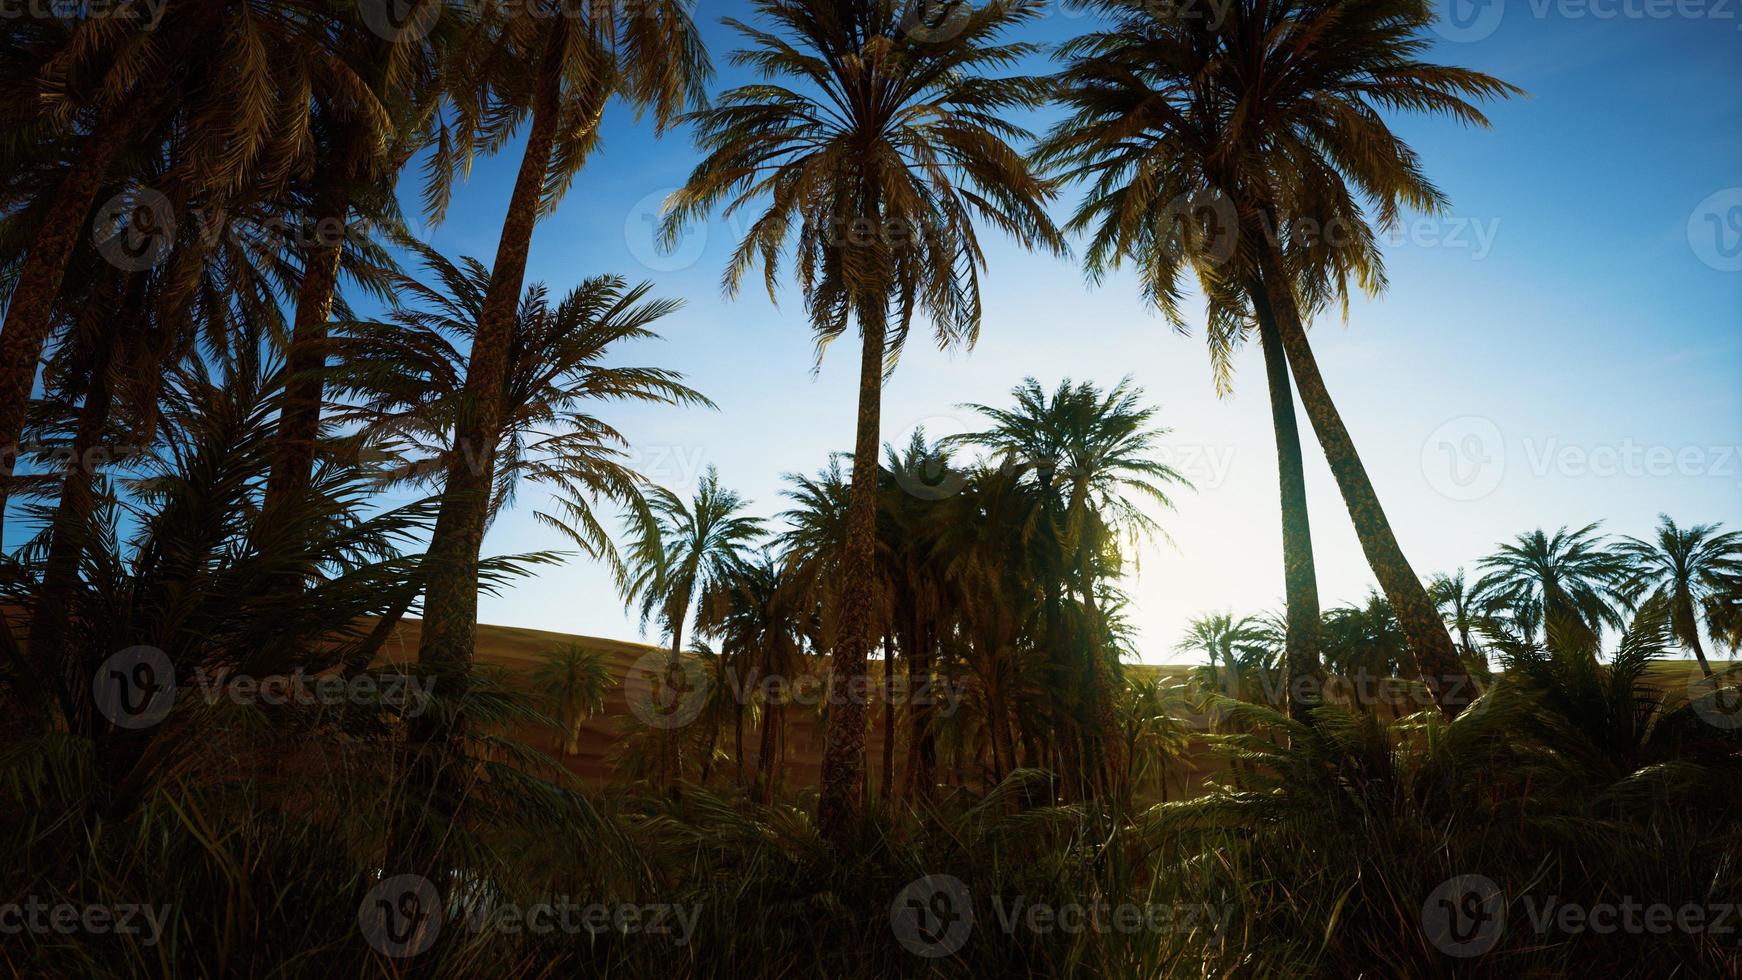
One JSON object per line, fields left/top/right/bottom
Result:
{"left": 400, "top": 0, "right": 1742, "bottom": 666}
{"left": 232, "top": 3, "right": 1742, "bottom": 662}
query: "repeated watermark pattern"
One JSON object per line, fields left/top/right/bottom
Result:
{"left": 890, "top": 874, "right": 1232, "bottom": 958}
{"left": 1435, "top": 0, "right": 1741, "bottom": 43}
{"left": 0, "top": 898, "right": 171, "bottom": 947}
{"left": 358, "top": 873, "right": 699, "bottom": 959}
{"left": 623, "top": 649, "right": 968, "bottom": 731}
{"left": 1423, "top": 873, "right": 1742, "bottom": 957}
{"left": 92, "top": 646, "right": 436, "bottom": 729}
{"left": 1421, "top": 415, "right": 1742, "bottom": 502}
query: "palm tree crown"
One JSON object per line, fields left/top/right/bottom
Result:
{"left": 1617, "top": 515, "right": 1742, "bottom": 675}
{"left": 1477, "top": 524, "right": 1630, "bottom": 649}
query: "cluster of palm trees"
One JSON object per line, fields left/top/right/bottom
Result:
{"left": 1179, "top": 517, "right": 1742, "bottom": 720}
{"left": 607, "top": 377, "right": 1185, "bottom": 804}
{"left": 2, "top": 0, "right": 1540, "bottom": 847}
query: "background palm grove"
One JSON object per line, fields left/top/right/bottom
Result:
{"left": 0, "top": 0, "right": 1738, "bottom": 977}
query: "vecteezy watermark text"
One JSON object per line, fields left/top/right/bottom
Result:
{"left": 0, "top": 898, "right": 170, "bottom": 947}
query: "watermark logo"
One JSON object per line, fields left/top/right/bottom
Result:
{"left": 624, "top": 650, "right": 710, "bottom": 729}
{"left": 358, "top": 874, "right": 442, "bottom": 958}
{"left": 92, "top": 188, "right": 175, "bottom": 271}
{"left": 1422, "top": 874, "right": 1506, "bottom": 957}
{"left": 1688, "top": 669, "right": 1742, "bottom": 730}
{"left": 1156, "top": 188, "right": 1238, "bottom": 267}
{"left": 1434, "top": 0, "right": 1507, "bottom": 42}
{"left": 891, "top": 874, "right": 973, "bottom": 957}
{"left": 1689, "top": 187, "right": 1742, "bottom": 273}
{"left": 93, "top": 645, "right": 175, "bottom": 729}
{"left": 1422, "top": 415, "right": 1506, "bottom": 501}
{"left": 901, "top": 0, "right": 975, "bottom": 43}
{"left": 888, "top": 414, "right": 971, "bottom": 500}
{"left": 357, "top": 0, "right": 441, "bottom": 42}
{"left": 626, "top": 188, "right": 707, "bottom": 273}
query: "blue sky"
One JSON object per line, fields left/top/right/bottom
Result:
{"left": 399, "top": 1, "right": 1742, "bottom": 664}
{"left": 17, "top": 2, "right": 1727, "bottom": 664}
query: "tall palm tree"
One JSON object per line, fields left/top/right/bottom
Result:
{"left": 1429, "top": 569, "right": 1494, "bottom": 682}
{"left": 260, "top": 3, "right": 450, "bottom": 526}
{"left": 1476, "top": 524, "right": 1630, "bottom": 653}
{"left": 0, "top": 2, "right": 385, "bottom": 533}
{"left": 952, "top": 377, "right": 1188, "bottom": 795}
{"left": 1041, "top": 0, "right": 1519, "bottom": 718}
{"left": 618, "top": 466, "right": 765, "bottom": 784}
{"left": 703, "top": 552, "right": 803, "bottom": 799}
{"left": 1617, "top": 516, "right": 1742, "bottom": 677}
{"left": 930, "top": 461, "right": 1046, "bottom": 787}
{"left": 331, "top": 245, "right": 709, "bottom": 619}
{"left": 413, "top": 0, "right": 709, "bottom": 677}
{"left": 662, "top": 0, "right": 1063, "bottom": 840}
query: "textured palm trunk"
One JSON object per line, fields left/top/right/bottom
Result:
{"left": 261, "top": 166, "right": 352, "bottom": 524}
{"left": 1035, "top": 478, "right": 1087, "bottom": 798}
{"left": 29, "top": 325, "right": 122, "bottom": 724}
{"left": 904, "top": 617, "right": 936, "bottom": 802}
{"left": 733, "top": 676, "right": 747, "bottom": 786}
{"left": 415, "top": 32, "right": 563, "bottom": 675}
{"left": 1675, "top": 593, "right": 1715, "bottom": 677}
{"left": 1245, "top": 272, "right": 1325, "bottom": 724}
{"left": 1256, "top": 243, "right": 1471, "bottom": 717}
{"left": 0, "top": 115, "right": 138, "bottom": 535}
{"left": 755, "top": 701, "right": 780, "bottom": 804}
{"left": 881, "top": 634, "right": 896, "bottom": 801}
{"left": 816, "top": 296, "right": 886, "bottom": 842}
{"left": 1075, "top": 566, "right": 1126, "bottom": 798}
{"left": 396, "top": 32, "right": 564, "bottom": 896}
{"left": 663, "top": 614, "right": 686, "bottom": 787}
{"left": 986, "top": 677, "right": 1011, "bottom": 784}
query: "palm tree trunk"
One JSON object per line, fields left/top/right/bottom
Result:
{"left": 733, "top": 677, "right": 747, "bottom": 787}
{"left": 1075, "top": 566, "right": 1126, "bottom": 797}
{"left": 881, "top": 633, "right": 896, "bottom": 802}
{"left": 394, "top": 32, "right": 564, "bottom": 896}
{"left": 1255, "top": 242, "right": 1470, "bottom": 717}
{"left": 1678, "top": 593, "right": 1715, "bottom": 677}
{"left": 0, "top": 113, "right": 140, "bottom": 535}
{"left": 756, "top": 701, "right": 780, "bottom": 804}
{"left": 1246, "top": 272, "right": 1325, "bottom": 724}
{"left": 905, "top": 616, "right": 936, "bottom": 802}
{"left": 664, "top": 613, "right": 686, "bottom": 786}
{"left": 817, "top": 294, "right": 886, "bottom": 842}
{"left": 262, "top": 162, "right": 352, "bottom": 524}
{"left": 27, "top": 323, "right": 123, "bottom": 724}
{"left": 415, "top": 30, "right": 564, "bottom": 674}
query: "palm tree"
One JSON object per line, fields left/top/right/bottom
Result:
{"left": 1176, "top": 612, "right": 1281, "bottom": 724}
{"left": 531, "top": 645, "right": 614, "bottom": 755}
{"left": 1476, "top": 524, "right": 1630, "bottom": 654}
{"left": 952, "top": 377, "right": 1188, "bottom": 795}
{"left": 1041, "top": 0, "right": 1520, "bottom": 718}
{"left": 1617, "top": 516, "right": 1742, "bottom": 677}
{"left": 1429, "top": 569, "right": 1494, "bottom": 683}
{"left": 1320, "top": 593, "right": 1409, "bottom": 714}
{"left": 0, "top": 2, "right": 388, "bottom": 533}
{"left": 413, "top": 0, "right": 709, "bottom": 677}
{"left": 662, "top": 0, "right": 1064, "bottom": 840}
{"left": 333, "top": 244, "right": 708, "bottom": 557}
{"left": 260, "top": 3, "right": 450, "bottom": 526}
{"left": 930, "top": 461, "right": 1046, "bottom": 787}
{"left": 702, "top": 552, "right": 803, "bottom": 799}
{"left": 618, "top": 466, "right": 765, "bottom": 784}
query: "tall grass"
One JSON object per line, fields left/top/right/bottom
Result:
{"left": 4, "top": 639, "right": 1737, "bottom": 978}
